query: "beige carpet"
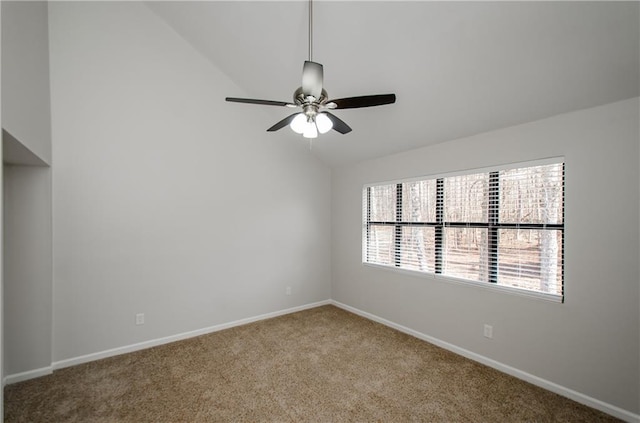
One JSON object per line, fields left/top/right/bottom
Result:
{"left": 5, "top": 305, "right": 619, "bottom": 422}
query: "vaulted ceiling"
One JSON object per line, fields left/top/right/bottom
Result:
{"left": 147, "top": 1, "right": 639, "bottom": 167}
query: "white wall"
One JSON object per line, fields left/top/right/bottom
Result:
{"left": 1, "top": 1, "right": 51, "bottom": 164}
{"left": 48, "top": 2, "right": 331, "bottom": 363}
{"left": 3, "top": 166, "right": 52, "bottom": 376}
{"left": 332, "top": 98, "right": 640, "bottom": 415}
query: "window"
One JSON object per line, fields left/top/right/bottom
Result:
{"left": 363, "top": 160, "right": 564, "bottom": 300}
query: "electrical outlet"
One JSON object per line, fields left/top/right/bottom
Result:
{"left": 286, "top": 286, "right": 292, "bottom": 296}
{"left": 483, "top": 324, "right": 493, "bottom": 339}
{"left": 136, "top": 313, "right": 145, "bottom": 325}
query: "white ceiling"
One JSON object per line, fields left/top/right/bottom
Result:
{"left": 147, "top": 1, "right": 639, "bottom": 167}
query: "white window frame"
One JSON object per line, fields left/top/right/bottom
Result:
{"left": 362, "top": 158, "right": 565, "bottom": 302}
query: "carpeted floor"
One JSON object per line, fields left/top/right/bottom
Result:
{"left": 5, "top": 305, "right": 619, "bottom": 422}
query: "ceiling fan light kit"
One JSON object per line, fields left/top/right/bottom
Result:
{"left": 225, "top": 0, "right": 396, "bottom": 140}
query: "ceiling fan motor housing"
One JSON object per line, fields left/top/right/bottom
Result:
{"left": 294, "top": 87, "right": 328, "bottom": 106}
{"left": 294, "top": 87, "right": 328, "bottom": 120}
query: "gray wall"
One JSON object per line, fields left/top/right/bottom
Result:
{"left": 1, "top": 0, "right": 53, "bottom": 381}
{"left": 3, "top": 166, "right": 52, "bottom": 376}
{"left": 0, "top": 4, "right": 3, "bottom": 416}
{"left": 48, "top": 2, "right": 331, "bottom": 363}
{"left": 1, "top": 1, "right": 51, "bottom": 164}
{"left": 331, "top": 98, "right": 639, "bottom": 414}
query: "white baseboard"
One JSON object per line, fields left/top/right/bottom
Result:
{"left": 53, "top": 299, "right": 331, "bottom": 371}
{"left": 4, "top": 299, "right": 637, "bottom": 423}
{"left": 5, "top": 300, "right": 331, "bottom": 381}
{"left": 330, "top": 300, "right": 640, "bottom": 423}
{"left": 3, "top": 365, "right": 53, "bottom": 386}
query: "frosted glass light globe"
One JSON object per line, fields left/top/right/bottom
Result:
{"left": 303, "top": 122, "right": 318, "bottom": 138}
{"left": 290, "top": 113, "right": 307, "bottom": 134}
{"left": 315, "top": 113, "right": 333, "bottom": 134}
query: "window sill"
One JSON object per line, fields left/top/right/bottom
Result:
{"left": 362, "top": 262, "right": 563, "bottom": 303}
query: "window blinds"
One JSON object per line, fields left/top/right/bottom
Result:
{"left": 364, "top": 161, "right": 564, "bottom": 298}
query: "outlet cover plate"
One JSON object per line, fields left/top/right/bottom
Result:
{"left": 483, "top": 324, "right": 493, "bottom": 339}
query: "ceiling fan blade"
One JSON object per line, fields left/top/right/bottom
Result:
{"left": 267, "top": 113, "right": 300, "bottom": 132}
{"left": 226, "top": 97, "right": 296, "bottom": 107}
{"left": 327, "top": 94, "right": 396, "bottom": 110}
{"left": 302, "top": 61, "right": 323, "bottom": 99}
{"left": 325, "top": 112, "right": 352, "bottom": 134}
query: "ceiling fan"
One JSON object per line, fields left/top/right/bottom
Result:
{"left": 225, "top": 0, "right": 396, "bottom": 139}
